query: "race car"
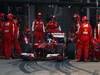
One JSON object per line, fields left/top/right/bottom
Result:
{"left": 21, "top": 32, "right": 66, "bottom": 60}
{"left": 45, "top": 33, "right": 66, "bottom": 60}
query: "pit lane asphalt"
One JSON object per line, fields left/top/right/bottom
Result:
{"left": 0, "top": 59, "right": 100, "bottom": 75}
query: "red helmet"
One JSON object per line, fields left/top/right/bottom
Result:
{"left": 0, "top": 13, "right": 4, "bottom": 18}
{"left": 73, "top": 14, "right": 80, "bottom": 18}
{"left": 50, "top": 16, "right": 56, "bottom": 21}
{"left": 73, "top": 14, "right": 80, "bottom": 21}
{"left": 7, "top": 13, "right": 14, "bottom": 19}
{"left": 51, "top": 15, "right": 56, "bottom": 19}
{"left": 82, "top": 16, "right": 88, "bottom": 21}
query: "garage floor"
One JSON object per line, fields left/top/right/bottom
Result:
{"left": 0, "top": 59, "right": 100, "bottom": 75}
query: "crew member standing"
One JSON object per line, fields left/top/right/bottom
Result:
{"left": 73, "top": 14, "right": 81, "bottom": 52}
{"left": 0, "top": 13, "right": 4, "bottom": 57}
{"left": 76, "top": 16, "right": 92, "bottom": 62}
{"left": 2, "top": 13, "right": 14, "bottom": 59}
{"left": 13, "top": 19, "right": 21, "bottom": 57}
{"left": 46, "top": 16, "right": 61, "bottom": 33}
{"left": 32, "top": 12, "right": 45, "bottom": 43}
{"left": 97, "top": 15, "right": 100, "bottom": 41}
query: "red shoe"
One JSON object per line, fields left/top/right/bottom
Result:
{"left": 5, "top": 57, "right": 12, "bottom": 59}
{"left": 75, "top": 59, "right": 80, "bottom": 62}
{"left": 84, "top": 59, "right": 88, "bottom": 62}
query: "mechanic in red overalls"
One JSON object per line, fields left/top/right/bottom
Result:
{"left": 2, "top": 13, "right": 14, "bottom": 59}
{"left": 76, "top": 16, "right": 92, "bottom": 62}
{"left": 73, "top": 14, "right": 81, "bottom": 53}
{"left": 32, "top": 12, "right": 45, "bottom": 43}
{"left": 46, "top": 16, "right": 61, "bottom": 33}
{"left": 13, "top": 19, "right": 21, "bottom": 57}
{"left": 0, "top": 13, "right": 4, "bottom": 57}
{"left": 97, "top": 15, "right": 100, "bottom": 41}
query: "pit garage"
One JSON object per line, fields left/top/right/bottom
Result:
{"left": 0, "top": 0, "right": 100, "bottom": 75}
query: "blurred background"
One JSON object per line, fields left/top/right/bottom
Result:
{"left": 0, "top": 0, "right": 99, "bottom": 36}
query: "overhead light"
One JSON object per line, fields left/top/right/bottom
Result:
{"left": 68, "top": 5, "right": 71, "bottom": 8}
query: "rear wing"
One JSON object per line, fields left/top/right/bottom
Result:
{"left": 51, "top": 33, "right": 65, "bottom": 38}
{"left": 51, "top": 33, "right": 66, "bottom": 43}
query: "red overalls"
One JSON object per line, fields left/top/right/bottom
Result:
{"left": 76, "top": 22, "right": 92, "bottom": 61}
{"left": 32, "top": 19, "right": 45, "bottom": 43}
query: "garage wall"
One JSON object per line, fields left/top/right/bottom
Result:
{"left": 34, "top": 5, "right": 74, "bottom": 36}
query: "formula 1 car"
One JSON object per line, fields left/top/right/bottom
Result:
{"left": 21, "top": 32, "right": 66, "bottom": 60}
